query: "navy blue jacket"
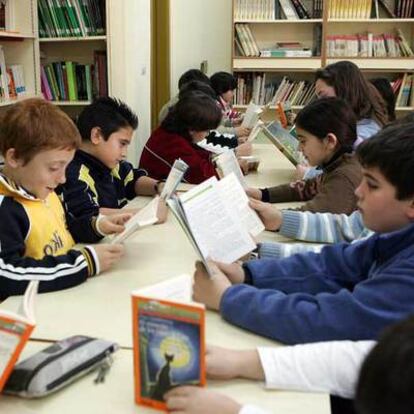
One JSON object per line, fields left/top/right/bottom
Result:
{"left": 220, "top": 223, "right": 414, "bottom": 344}
{"left": 58, "top": 150, "right": 147, "bottom": 242}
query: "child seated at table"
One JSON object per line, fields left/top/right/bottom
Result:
{"left": 58, "top": 97, "right": 166, "bottom": 243}
{"left": 165, "top": 315, "right": 414, "bottom": 414}
{"left": 139, "top": 91, "right": 223, "bottom": 184}
{"left": 0, "top": 98, "right": 126, "bottom": 300}
{"left": 247, "top": 97, "right": 362, "bottom": 214}
{"left": 192, "top": 122, "right": 414, "bottom": 344}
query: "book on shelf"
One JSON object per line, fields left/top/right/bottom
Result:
{"left": 0, "top": 281, "right": 38, "bottom": 392}
{"left": 0, "top": 0, "right": 5, "bottom": 30}
{"left": 234, "top": 23, "right": 260, "bottom": 57}
{"left": 38, "top": 0, "right": 106, "bottom": 38}
{"left": 214, "top": 149, "right": 248, "bottom": 189}
{"left": 0, "top": 46, "right": 26, "bottom": 101}
{"left": 262, "top": 120, "right": 303, "bottom": 166}
{"left": 132, "top": 275, "right": 205, "bottom": 411}
{"left": 326, "top": 29, "right": 414, "bottom": 58}
{"left": 394, "top": 72, "right": 414, "bottom": 107}
{"left": 329, "top": 0, "right": 373, "bottom": 19}
{"left": 167, "top": 173, "right": 263, "bottom": 276}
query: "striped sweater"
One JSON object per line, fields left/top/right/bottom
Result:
{"left": 258, "top": 210, "right": 373, "bottom": 259}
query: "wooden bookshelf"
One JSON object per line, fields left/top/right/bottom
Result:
{"left": 232, "top": 0, "right": 414, "bottom": 114}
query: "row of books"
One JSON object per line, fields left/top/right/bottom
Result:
{"left": 0, "top": 0, "right": 6, "bottom": 30}
{"left": 0, "top": 46, "right": 26, "bottom": 101}
{"left": 326, "top": 29, "right": 414, "bottom": 57}
{"left": 234, "top": 73, "right": 316, "bottom": 107}
{"left": 38, "top": 0, "right": 105, "bottom": 38}
{"left": 393, "top": 72, "right": 414, "bottom": 107}
{"left": 392, "top": 0, "right": 414, "bottom": 17}
{"left": 40, "top": 51, "right": 107, "bottom": 102}
{"left": 234, "top": 0, "right": 323, "bottom": 20}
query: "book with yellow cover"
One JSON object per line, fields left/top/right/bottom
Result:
{"left": 0, "top": 281, "right": 38, "bottom": 391}
{"left": 132, "top": 278, "right": 205, "bottom": 411}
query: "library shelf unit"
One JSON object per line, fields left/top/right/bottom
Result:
{"left": 231, "top": 0, "right": 414, "bottom": 116}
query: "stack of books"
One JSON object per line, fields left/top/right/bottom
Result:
{"left": 234, "top": 0, "right": 322, "bottom": 20}
{"left": 235, "top": 24, "right": 260, "bottom": 57}
{"left": 326, "top": 29, "right": 413, "bottom": 57}
{"left": 393, "top": 73, "right": 414, "bottom": 107}
{"left": 38, "top": 0, "right": 105, "bottom": 38}
{"left": 0, "top": 46, "right": 26, "bottom": 101}
{"left": 41, "top": 51, "right": 107, "bottom": 102}
{"left": 260, "top": 41, "right": 313, "bottom": 57}
{"left": 234, "top": 73, "right": 316, "bottom": 107}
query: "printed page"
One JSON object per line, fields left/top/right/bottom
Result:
{"left": 111, "top": 197, "right": 159, "bottom": 244}
{"left": 133, "top": 274, "right": 194, "bottom": 304}
{"left": 180, "top": 177, "right": 256, "bottom": 264}
{"left": 218, "top": 173, "right": 265, "bottom": 237}
{"left": 215, "top": 150, "right": 247, "bottom": 189}
{"left": 241, "top": 102, "right": 263, "bottom": 128}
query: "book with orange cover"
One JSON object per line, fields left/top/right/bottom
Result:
{"left": 132, "top": 277, "right": 205, "bottom": 411}
{"left": 0, "top": 281, "right": 38, "bottom": 392}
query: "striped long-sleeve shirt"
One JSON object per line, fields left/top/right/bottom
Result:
{"left": 258, "top": 210, "right": 373, "bottom": 259}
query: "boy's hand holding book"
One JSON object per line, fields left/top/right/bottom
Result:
{"left": 249, "top": 199, "right": 283, "bottom": 231}
{"left": 245, "top": 187, "right": 262, "bottom": 200}
{"left": 96, "top": 212, "right": 132, "bottom": 235}
{"left": 234, "top": 126, "right": 251, "bottom": 137}
{"left": 192, "top": 260, "right": 244, "bottom": 311}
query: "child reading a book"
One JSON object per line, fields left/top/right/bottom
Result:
{"left": 58, "top": 97, "right": 166, "bottom": 243}
{"left": 165, "top": 316, "right": 414, "bottom": 414}
{"left": 0, "top": 98, "right": 126, "bottom": 300}
{"left": 139, "top": 91, "right": 222, "bottom": 184}
{"left": 192, "top": 122, "right": 414, "bottom": 344}
{"left": 210, "top": 71, "right": 251, "bottom": 139}
{"left": 158, "top": 69, "right": 210, "bottom": 123}
{"left": 315, "top": 61, "right": 388, "bottom": 142}
{"left": 247, "top": 97, "right": 362, "bottom": 214}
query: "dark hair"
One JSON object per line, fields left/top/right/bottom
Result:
{"left": 210, "top": 71, "right": 237, "bottom": 96}
{"left": 77, "top": 96, "right": 138, "bottom": 141}
{"left": 316, "top": 61, "right": 388, "bottom": 126}
{"left": 370, "top": 78, "right": 396, "bottom": 122}
{"left": 356, "top": 123, "right": 414, "bottom": 200}
{"left": 161, "top": 91, "right": 222, "bottom": 139}
{"left": 178, "top": 80, "right": 216, "bottom": 100}
{"left": 0, "top": 98, "right": 81, "bottom": 163}
{"left": 178, "top": 69, "right": 210, "bottom": 90}
{"left": 355, "top": 316, "right": 414, "bottom": 414}
{"left": 295, "top": 97, "right": 357, "bottom": 151}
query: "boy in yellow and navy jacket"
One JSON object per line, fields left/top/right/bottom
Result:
{"left": 58, "top": 97, "right": 165, "bottom": 243}
{"left": 0, "top": 98, "right": 126, "bottom": 300}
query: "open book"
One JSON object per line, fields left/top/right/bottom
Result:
{"left": 132, "top": 275, "right": 205, "bottom": 411}
{"left": 167, "top": 173, "right": 264, "bottom": 276}
{"left": 262, "top": 120, "right": 303, "bottom": 166}
{"left": 247, "top": 119, "right": 264, "bottom": 142}
{"left": 214, "top": 149, "right": 247, "bottom": 189}
{"left": 241, "top": 102, "right": 264, "bottom": 129}
{"left": 0, "top": 281, "right": 38, "bottom": 392}
{"left": 111, "top": 160, "right": 189, "bottom": 244}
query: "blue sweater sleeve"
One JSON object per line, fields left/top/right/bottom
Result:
{"left": 220, "top": 236, "right": 414, "bottom": 344}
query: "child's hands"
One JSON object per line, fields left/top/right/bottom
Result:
{"left": 245, "top": 187, "right": 262, "bottom": 200}
{"left": 206, "top": 346, "right": 264, "bottom": 381}
{"left": 249, "top": 199, "right": 282, "bottom": 231}
{"left": 295, "top": 164, "right": 310, "bottom": 180}
{"left": 192, "top": 261, "right": 232, "bottom": 310}
{"left": 235, "top": 142, "right": 252, "bottom": 156}
{"left": 165, "top": 387, "right": 241, "bottom": 414}
{"left": 215, "top": 261, "right": 245, "bottom": 284}
{"left": 156, "top": 198, "right": 168, "bottom": 224}
{"left": 238, "top": 158, "right": 249, "bottom": 175}
{"left": 93, "top": 244, "right": 125, "bottom": 273}
{"left": 234, "top": 126, "right": 251, "bottom": 137}
{"left": 97, "top": 213, "right": 132, "bottom": 235}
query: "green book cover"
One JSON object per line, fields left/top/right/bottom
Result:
{"left": 65, "top": 61, "right": 78, "bottom": 101}
{"left": 45, "top": 65, "right": 59, "bottom": 100}
{"left": 39, "top": 0, "right": 57, "bottom": 37}
{"left": 46, "top": 0, "right": 62, "bottom": 36}
{"left": 54, "top": 0, "right": 71, "bottom": 37}
{"left": 85, "top": 64, "right": 92, "bottom": 101}
{"left": 64, "top": 0, "right": 82, "bottom": 36}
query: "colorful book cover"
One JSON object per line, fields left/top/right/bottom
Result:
{"left": 132, "top": 295, "right": 205, "bottom": 411}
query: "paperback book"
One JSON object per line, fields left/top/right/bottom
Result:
{"left": 132, "top": 276, "right": 205, "bottom": 411}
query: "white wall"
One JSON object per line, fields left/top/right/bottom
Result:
{"left": 169, "top": 0, "right": 232, "bottom": 96}
{"left": 108, "top": 0, "right": 151, "bottom": 164}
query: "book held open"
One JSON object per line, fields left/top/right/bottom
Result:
{"left": 132, "top": 275, "right": 205, "bottom": 411}
{"left": 167, "top": 174, "right": 264, "bottom": 276}
{"left": 0, "top": 280, "right": 38, "bottom": 391}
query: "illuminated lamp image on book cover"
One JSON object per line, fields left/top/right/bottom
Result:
{"left": 133, "top": 297, "right": 205, "bottom": 410}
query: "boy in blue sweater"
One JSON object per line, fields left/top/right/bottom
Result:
{"left": 58, "top": 97, "right": 165, "bottom": 243}
{"left": 192, "top": 122, "right": 414, "bottom": 344}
